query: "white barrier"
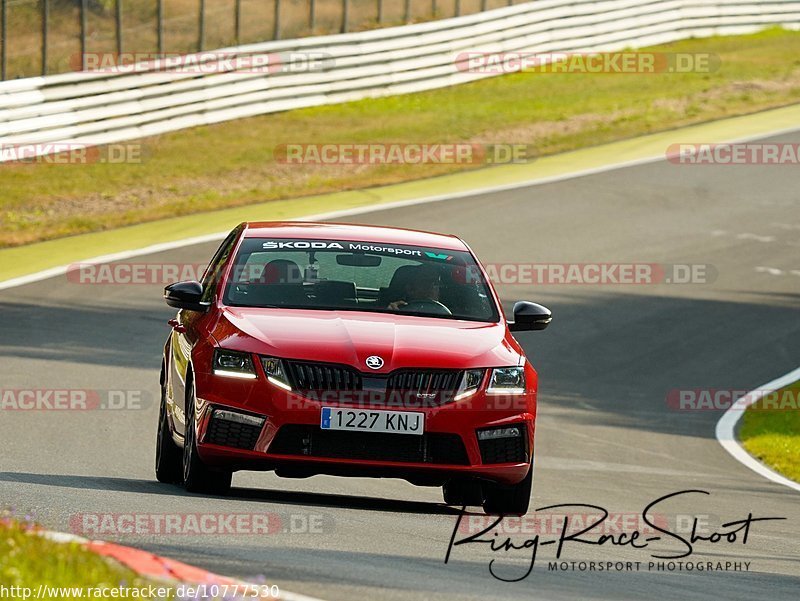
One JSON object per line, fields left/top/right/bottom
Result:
{"left": 0, "top": 0, "right": 798, "bottom": 160}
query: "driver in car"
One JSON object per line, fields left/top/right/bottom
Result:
{"left": 388, "top": 265, "right": 444, "bottom": 311}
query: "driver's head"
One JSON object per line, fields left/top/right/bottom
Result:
{"left": 260, "top": 259, "right": 302, "bottom": 284}
{"left": 406, "top": 265, "right": 441, "bottom": 301}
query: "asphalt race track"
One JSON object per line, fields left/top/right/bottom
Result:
{"left": 1, "top": 131, "right": 799, "bottom": 600}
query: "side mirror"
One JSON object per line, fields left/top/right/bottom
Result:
{"left": 508, "top": 301, "right": 551, "bottom": 332}
{"left": 164, "top": 281, "right": 210, "bottom": 312}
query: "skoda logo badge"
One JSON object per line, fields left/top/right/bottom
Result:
{"left": 365, "top": 355, "right": 384, "bottom": 370}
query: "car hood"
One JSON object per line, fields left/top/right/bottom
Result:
{"left": 212, "top": 307, "right": 521, "bottom": 372}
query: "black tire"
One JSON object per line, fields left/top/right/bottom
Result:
{"left": 182, "top": 377, "right": 232, "bottom": 495}
{"left": 155, "top": 385, "right": 183, "bottom": 484}
{"left": 482, "top": 465, "right": 533, "bottom": 516}
{"left": 443, "top": 478, "right": 484, "bottom": 507}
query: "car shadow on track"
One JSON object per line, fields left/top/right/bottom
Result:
{"left": 0, "top": 471, "right": 468, "bottom": 516}
{"left": 0, "top": 472, "right": 180, "bottom": 497}
{"left": 225, "top": 485, "right": 465, "bottom": 516}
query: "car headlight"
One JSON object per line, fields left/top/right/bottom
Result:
{"left": 486, "top": 367, "right": 526, "bottom": 394}
{"left": 454, "top": 369, "right": 485, "bottom": 401}
{"left": 213, "top": 349, "right": 256, "bottom": 379}
{"left": 261, "top": 357, "right": 292, "bottom": 391}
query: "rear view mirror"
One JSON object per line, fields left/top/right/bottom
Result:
{"left": 508, "top": 301, "right": 552, "bottom": 332}
{"left": 336, "top": 253, "right": 382, "bottom": 267}
{"left": 164, "top": 281, "right": 210, "bottom": 312}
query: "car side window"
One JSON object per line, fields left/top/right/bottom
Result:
{"left": 200, "top": 227, "right": 241, "bottom": 303}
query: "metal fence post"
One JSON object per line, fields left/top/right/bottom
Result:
{"left": 378, "top": 0, "right": 383, "bottom": 24}
{"left": 455, "top": 0, "right": 461, "bottom": 17}
{"left": 274, "top": 0, "right": 281, "bottom": 40}
{"left": 116, "top": 0, "right": 123, "bottom": 55}
{"left": 42, "top": 0, "right": 49, "bottom": 75}
{"left": 432, "top": 0, "right": 437, "bottom": 17}
{"left": 80, "top": 0, "right": 87, "bottom": 70}
{"left": 157, "top": 0, "right": 164, "bottom": 55}
{"left": 342, "top": 0, "right": 349, "bottom": 33}
{"left": 481, "top": 0, "right": 487, "bottom": 10}
{"left": 404, "top": 0, "right": 411, "bottom": 23}
{"left": 235, "top": 0, "right": 242, "bottom": 44}
{"left": 310, "top": 0, "right": 316, "bottom": 31}
{"left": 199, "top": 0, "right": 205, "bottom": 51}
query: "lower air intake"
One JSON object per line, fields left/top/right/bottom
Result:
{"left": 204, "top": 414, "right": 263, "bottom": 450}
{"left": 269, "top": 425, "right": 469, "bottom": 465}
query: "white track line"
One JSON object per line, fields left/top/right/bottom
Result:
{"left": 2, "top": 122, "right": 800, "bottom": 497}
{"left": 3, "top": 121, "right": 800, "bottom": 294}
{"left": 0, "top": 232, "right": 229, "bottom": 292}
{"left": 715, "top": 367, "right": 800, "bottom": 493}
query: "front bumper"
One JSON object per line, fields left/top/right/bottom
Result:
{"left": 192, "top": 366, "right": 536, "bottom": 486}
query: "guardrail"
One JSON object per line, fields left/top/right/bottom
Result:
{"left": 1, "top": 0, "right": 799, "bottom": 161}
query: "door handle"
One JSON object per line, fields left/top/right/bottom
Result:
{"left": 168, "top": 319, "right": 186, "bottom": 333}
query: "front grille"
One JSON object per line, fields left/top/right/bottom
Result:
{"left": 478, "top": 428, "right": 528, "bottom": 464}
{"left": 386, "top": 369, "right": 462, "bottom": 398}
{"left": 269, "top": 425, "right": 469, "bottom": 465}
{"left": 204, "top": 415, "right": 262, "bottom": 450}
{"left": 284, "top": 360, "right": 362, "bottom": 393}
{"left": 281, "top": 360, "right": 462, "bottom": 407}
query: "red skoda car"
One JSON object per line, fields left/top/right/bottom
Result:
{"left": 156, "top": 222, "right": 551, "bottom": 515}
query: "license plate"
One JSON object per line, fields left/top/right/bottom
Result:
{"left": 320, "top": 407, "right": 424, "bottom": 435}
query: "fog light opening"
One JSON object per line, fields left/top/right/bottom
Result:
{"left": 477, "top": 426, "right": 522, "bottom": 441}
{"left": 212, "top": 408, "right": 266, "bottom": 428}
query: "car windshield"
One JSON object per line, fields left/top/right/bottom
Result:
{"left": 222, "top": 238, "right": 499, "bottom": 322}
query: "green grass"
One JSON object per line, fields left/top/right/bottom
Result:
{"left": 740, "top": 380, "right": 800, "bottom": 483}
{"left": 2, "top": 28, "right": 800, "bottom": 247}
{"left": 0, "top": 518, "right": 165, "bottom": 598}
{"left": 4, "top": 103, "right": 799, "bottom": 281}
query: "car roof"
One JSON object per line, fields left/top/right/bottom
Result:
{"left": 241, "top": 222, "right": 469, "bottom": 251}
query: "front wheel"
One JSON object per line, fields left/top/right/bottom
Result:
{"left": 182, "top": 378, "right": 232, "bottom": 495}
{"left": 155, "top": 386, "right": 182, "bottom": 484}
{"left": 482, "top": 465, "right": 533, "bottom": 516}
